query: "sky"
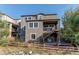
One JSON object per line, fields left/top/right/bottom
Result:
{"left": 0, "top": 4, "right": 79, "bottom": 27}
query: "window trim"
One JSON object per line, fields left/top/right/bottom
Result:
{"left": 30, "top": 33, "right": 36, "bottom": 40}
{"left": 39, "top": 16, "right": 42, "bottom": 20}
{"left": 34, "top": 22, "right": 39, "bottom": 28}
{"left": 27, "top": 16, "right": 32, "bottom": 20}
{"left": 28, "top": 22, "right": 39, "bottom": 29}
{"left": 28, "top": 22, "right": 33, "bottom": 29}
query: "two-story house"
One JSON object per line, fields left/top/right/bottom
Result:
{"left": 20, "top": 13, "right": 60, "bottom": 44}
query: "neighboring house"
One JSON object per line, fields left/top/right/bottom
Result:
{"left": 20, "top": 13, "right": 60, "bottom": 44}
{"left": 0, "top": 12, "right": 17, "bottom": 38}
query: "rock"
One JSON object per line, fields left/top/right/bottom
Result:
{"left": 18, "top": 51, "right": 25, "bottom": 55}
{"left": 28, "top": 51, "right": 33, "bottom": 55}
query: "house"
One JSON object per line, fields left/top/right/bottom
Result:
{"left": 0, "top": 12, "right": 18, "bottom": 38}
{"left": 20, "top": 13, "right": 60, "bottom": 44}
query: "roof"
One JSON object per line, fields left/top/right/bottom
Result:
{"left": 0, "top": 12, "right": 17, "bottom": 25}
{"left": 21, "top": 15, "right": 36, "bottom": 17}
{"left": 37, "top": 13, "right": 57, "bottom": 15}
{"left": 21, "top": 13, "right": 57, "bottom": 17}
{"left": 0, "top": 12, "right": 14, "bottom": 20}
{"left": 0, "top": 12, "right": 5, "bottom": 15}
{"left": 26, "top": 19, "right": 60, "bottom": 22}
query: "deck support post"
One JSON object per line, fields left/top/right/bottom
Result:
{"left": 57, "top": 32, "right": 60, "bottom": 47}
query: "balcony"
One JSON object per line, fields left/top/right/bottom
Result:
{"left": 43, "top": 27, "right": 55, "bottom": 32}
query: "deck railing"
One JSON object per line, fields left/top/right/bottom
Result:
{"left": 43, "top": 27, "right": 55, "bottom": 32}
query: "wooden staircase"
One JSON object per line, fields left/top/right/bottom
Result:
{"left": 37, "top": 30, "right": 55, "bottom": 43}
{"left": 43, "top": 30, "right": 54, "bottom": 40}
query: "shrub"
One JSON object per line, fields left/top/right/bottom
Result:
{"left": 0, "top": 37, "right": 8, "bottom": 46}
{"left": 7, "top": 37, "right": 15, "bottom": 43}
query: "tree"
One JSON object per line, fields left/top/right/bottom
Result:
{"left": 62, "top": 7, "right": 79, "bottom": 46}
{"left": 0, "top": 20, "right": 9, "bottom": 38}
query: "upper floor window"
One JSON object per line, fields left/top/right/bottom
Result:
{"left": 39, "top": 16, "right": 42, "bottom": 20}
{"left": 34, "top": 22, "right": 38, "bottom": 28}
{"left": 38, "top": 15, "right": 43, "bottom": 20}
{"left": 29, "top": 22, "right": 33, "bottom": 28}
{"left": 28, "top": 22, "right": 39, "bottom": 29}
{"left": 27, "top": 16, "right": 32, "bottom": 20}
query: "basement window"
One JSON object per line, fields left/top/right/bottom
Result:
{"left": 31, "top": 33, "right": 36, "bottom": 40}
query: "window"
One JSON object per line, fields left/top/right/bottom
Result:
{"left": 23, "top": 26, "right": 26, "bottom": 31}
{"left": 34, "top": 22, "right": 38, "bottom": 28}
{"left": 39, "top": 16, "right": 42, "bottom": 20}
{"left": 38, "top": 15, "right": 42, "bottom": 20}
{"left": 28, "top": 22, "right": 39, "bottom": 29}
{"left": 29, "top": 22, "right": 33, "bottom": 28}
{"left": 27, "top": 16, "right": 32, "bottom": 20}
{"left": 25, "top": 17, "right": 27, "bottom": 20}
{"left": 31, "top": 33, "right": 36, "bottom": 39}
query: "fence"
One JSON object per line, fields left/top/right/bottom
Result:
{"left": 8, "top": 42, "right": 79, "bottom": 52}
{"left": 31, "top": 43, "right": 79, "bottom": 52}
